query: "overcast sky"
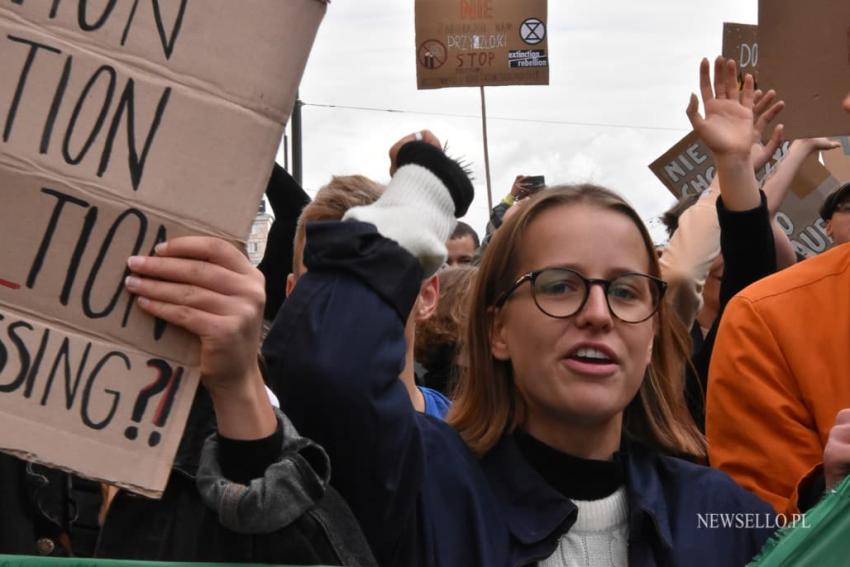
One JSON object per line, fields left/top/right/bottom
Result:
{"left": 276, "top": 0, "right": 759, "bottom": 242}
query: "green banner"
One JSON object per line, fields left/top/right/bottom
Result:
{"left": 749, "top": 474, "right": 850, "bottom": 566}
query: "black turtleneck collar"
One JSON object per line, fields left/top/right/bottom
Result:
{"left": 514, "top": 429, "right": 625, "bottom": 501}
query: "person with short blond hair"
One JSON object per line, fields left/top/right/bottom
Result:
{"left": 281, "top": 161, "right": 450, "bottom": 419}
{"left": 289, "top": 175, "right": 385, "bottom": 280}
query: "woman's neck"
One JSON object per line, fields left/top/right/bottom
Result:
{"left": 515, "top": 429, "right": 626, "bottom": 500}
{"left": 523, "top": 414, "right": 622, "bottom": 460}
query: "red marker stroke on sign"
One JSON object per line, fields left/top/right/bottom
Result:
{"left": 0, "top": 279, "right": 20, "bottom": 290}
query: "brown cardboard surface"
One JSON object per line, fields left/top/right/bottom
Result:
{"left": 823, "top": 136, "right": 850, "bottom": 183}
{"left": 722, "top": 23, "right": 759, "bottom": 84}
{"left": 415, "top": 0, "right": 549, "bottom": 89}
{"left": 758, "top": 0, "right": 850, "bottom": 138}
{"left": 651, "top": 137, "right": 838, "bottom": 255}
{"left": 0, "top": 0, "right": 326, "bottom": 498}
{"left": 774, "top": 168, "right": 841, "bottom": 258}
{"left": 648, "top": 131, "right": 715, "bottom": 199}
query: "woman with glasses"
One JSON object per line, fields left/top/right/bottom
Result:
{"left": 265, "top": 147, "right": 775, "bottom": 567}
{"left": 264, "top": 62, "right": 777, "bottom": 566}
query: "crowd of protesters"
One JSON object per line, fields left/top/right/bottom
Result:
{"left": 2, "top": 54, "right": 850, "bottom": 567}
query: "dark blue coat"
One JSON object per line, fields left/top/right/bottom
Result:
{"left": 264, "top": 220, "right": 774, "bottom": 567}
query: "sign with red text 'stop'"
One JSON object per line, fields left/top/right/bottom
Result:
{"left": 415, "top": 0, "right": 549, "bottom": 89}
{"left": 0, "top": 0, "right": 326, "bottom": 498}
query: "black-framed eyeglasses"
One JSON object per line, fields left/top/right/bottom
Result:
{"left": 495, "top": 267, "right": 667, "bottom": 323}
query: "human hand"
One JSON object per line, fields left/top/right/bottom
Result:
{"left": 687, "top": 57, "right": 756, "bottom": 160}
{"left": 510, "top": 175, "right": 531, "bottom": 200}
{"left": 795, "top": 137, "right": 842, "bottom": 155}
{"left": 125, "top": 237, "right": 266, "bottom": 397}
{"left": 389, "top": 130, "right": 442, "bottom": 176}
{"left": 824, "top": 409, "right": 850, "bottom": 490}
{"left": 750, "top": 89, "right": 785, "bottom": 170}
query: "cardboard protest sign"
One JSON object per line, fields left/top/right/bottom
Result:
{"left": 0, "top": 0, "right": 326, "bottom": 497}
{"left": 758, "top": 0, "right": 850, "bottom": 138}
{"left": 773, "top": 156, "right": 840, "bottom": 258}
{"left": 823, "top": 137, "right": 850, "bottom": 183}
{"left": 648, "top": 131, "right": 715, "bottom": 199}
{"left": 722, "top": 23, "right": 758, "bottom": 85}
{"left": 415, "top": 0, "right": 549, "bottom": 89}
{"left": 650, "top": 136, "right": 840, "bottom": 257}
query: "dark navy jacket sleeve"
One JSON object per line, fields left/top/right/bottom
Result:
{"left": 257, "top": 164, "right": 310, "bottom": 321}
{"left": 262, "top": 220, "right": 426, "bottom": 567}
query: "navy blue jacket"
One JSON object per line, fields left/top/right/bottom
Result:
{"left": 264, "top": 220, "right": 775, "bottom": 567}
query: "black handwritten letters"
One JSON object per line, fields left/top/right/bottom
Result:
{"left": 8, "top": 0, "right": 188, "bottom": 60}
{"left": 3, "top": 36, "right": 172, "bottom": 192}
{"left": 3, "top": 1, "right": 188, "bottom": 191}
{"left": 0, "top": 311, "right": 184, "bottom": 435}
{"left": 26, "top": 186, "right": 168, "bottom": 337}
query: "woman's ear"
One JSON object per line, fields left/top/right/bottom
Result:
{"left": 415, "top": 275, "right": 440, "bottom": 322}
{"left": 489, "top": 306, "right": 511, "bottom": 361}
{"left": 285, "top": 272, "right": 297, "bottom": 297}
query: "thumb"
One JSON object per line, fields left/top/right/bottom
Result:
{"left": 686, "top": 93, "right": 703, "bottom": 127}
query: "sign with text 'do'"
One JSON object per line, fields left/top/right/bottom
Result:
{"left": 0, "top": 0, "right": 326, "bottom": 498}
{"left": 415, "top": 0, "right": 549, "bottom": 89}
{"left": 722, "top": 23, "right": 759, "bottom": 85}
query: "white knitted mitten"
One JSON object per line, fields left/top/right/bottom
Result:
{"left": 343, "top": 141, "right": 474, "bottom": 277}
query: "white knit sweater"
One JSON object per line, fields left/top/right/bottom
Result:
{"left": 539, "top": 487, "right": 629, "bottom": 567}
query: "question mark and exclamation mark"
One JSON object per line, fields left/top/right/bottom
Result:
{"left": 124, "top": 359, "right": 183, "bottom": 447}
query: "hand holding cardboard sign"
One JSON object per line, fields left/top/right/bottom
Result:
{"left": 824, "top": 409, "right": 850, "bottom": 490}
{"left": 125, "top": 237, "right": 275, "bottom": 440}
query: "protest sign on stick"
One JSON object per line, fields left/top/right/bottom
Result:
{"left": 758, "top": 0, "right": 850, "bottom": 138}
{"left": 0, "top": 0, "right": 326, "bottom": 497}
{"left": 415, "top": 0, "right": 549, "bottom": 89}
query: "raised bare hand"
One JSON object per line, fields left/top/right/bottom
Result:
{"left": 687, "top": 57, "right": 756, "bottom": 160}
{"left": 750, "top": 89, "right": 785, "bottom": 170}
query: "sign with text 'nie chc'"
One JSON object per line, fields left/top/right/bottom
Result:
{"left": 415, "top": 0, "right": 549, "bottom": 89}
{"left": 0, "top": 0, "right": 325, "bottom": 497}
{"left": 650, "top": 134, "right": 841, "bottom": 259}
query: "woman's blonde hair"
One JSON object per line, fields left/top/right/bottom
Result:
{"left": 447, "top": 184, "right": 705, "bottom": 459}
